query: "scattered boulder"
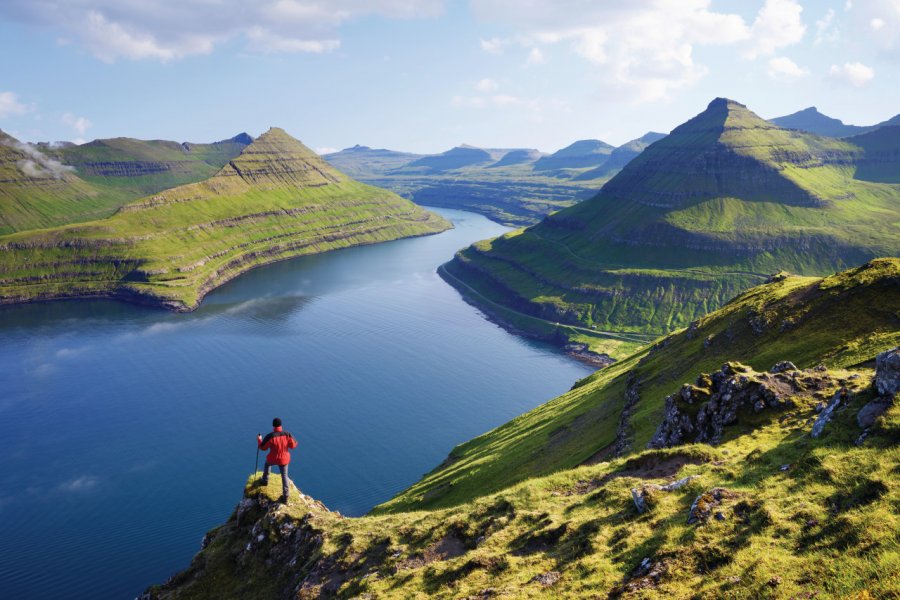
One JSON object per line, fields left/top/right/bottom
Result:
{"left": 874, "top": 347, "right": 900, "bottom": 397}
{"left": 770, "top": 361, "right": 797, "bottom": 374}
{"left": 530, "top": 571, "right": 561, "bottom": 587}
{"left": 687, "top": 488, "right": 739, "bottom": 524}
{"left": 631, "top": 475, "right": 700, "bottom": 514}
{"left": 857, "top": 399, "right": 892, "bottom": 429}
{"left": 811, "top": 388, "right": 848, "bottom": 438}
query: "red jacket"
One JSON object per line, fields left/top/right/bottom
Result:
{"left": 258, "top": 426, "right": 298, "bottom": 465}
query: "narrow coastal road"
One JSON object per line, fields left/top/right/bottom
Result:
{"left": 437, "top": 264, "right": 656, "bottom": 345}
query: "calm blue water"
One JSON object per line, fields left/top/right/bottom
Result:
{"left": 0, "top": 208, "right": 593, "bottom": 599}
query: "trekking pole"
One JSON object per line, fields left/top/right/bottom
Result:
{"left": 254, "top": 433, "right": 261, "bottom": 481}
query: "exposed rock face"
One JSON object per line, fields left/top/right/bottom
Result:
{"left": 649, "top": 361, "right": 866, "bottom": 448}
{"left": 875, "top": 347, "right": 900, "bottom": 397}
{"left": 649, "top": 362, "right": 800, "bottom": 447}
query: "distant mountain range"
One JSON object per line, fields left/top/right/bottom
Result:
{"left": 0, "top": 128, "right": 448, "bottom": 310}
{"left": 443, "top": 97, "right": 900, "bottom": 344}
{"left": 325, "top": 133, "right": 667, "bottom": 226}
{"left": 770, "top": 106, "right": 900, "bottom": 138}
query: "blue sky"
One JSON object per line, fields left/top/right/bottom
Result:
{"left": 0, "top": 0, "right": 897, "bottom": 154}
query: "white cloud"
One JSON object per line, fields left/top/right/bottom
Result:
{"left": 474, "top": 78, "right": 499, "bottom": 92}
{"left": 828, "top": 61, "right": 875, "bottom": 87}
{"left": 0, "top": 91, "right": 29, "bottom": 118}
{"left": 315, "top": 146, "right": 338, "bottom": 155}
{"left": 0, "top": 0, "right": 444, "bottom": 62}
{"left": 767, "top": 56, "right": 809, "bottom": 79}
{"left": 743, "top": 0, "right": 806, "bottom": 59}
{"left": 0, "top": 137, "right": 76, "bottom": 179}
{"left": 469, "top": 0, "right": 807, "bottom": 102}
{"left": 480, "top": 37, "right": 505, "bottom": 53}
{"left": 871, "top": 17, "right": 885, "bottom": 30}
{"left": 61, "top": 113, "right": 92, "bottom": 135}
{"left": 526, "top": 47, "right": 546, "bottom": 65}
{"left": 815, "top": 8, "right": 839, "bottom": 45}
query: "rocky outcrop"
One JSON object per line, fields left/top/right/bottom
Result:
{"left": 649, "top": 362, "right": 862, "bottom": 448}
{"left": 874, "top": 347, "right": 899, "bottom": 397}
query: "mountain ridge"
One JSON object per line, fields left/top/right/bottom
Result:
{"left": 442, "top": 97, "right": 900, "bottom": 345}
{"left": 0, "top": 127, "right": 450, "bottom": 311}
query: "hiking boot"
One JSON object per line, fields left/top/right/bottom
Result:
{"left": 278, "top": 494, "right": 289, "bottom": 504}
{"left": 259, "top": 478, "right": 268, "bottom": 487}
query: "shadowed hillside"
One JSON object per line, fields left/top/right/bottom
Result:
{"left": 443, "top": 99, "right": 900, "bottom": 346}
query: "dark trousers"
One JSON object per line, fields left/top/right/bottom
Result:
{"left": 261, "top": 463, "right": 290, "bottom": 497}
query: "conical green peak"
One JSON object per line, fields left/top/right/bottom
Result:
{"left": 220, "top": 127, "right": 345, "bottom": 187}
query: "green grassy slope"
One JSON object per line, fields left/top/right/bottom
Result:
{"left": 0, "top": 130, "right": 123, "bottom": 234}
{"left": 445, "top": 98, "right": 900, "bottom": 340}
{"left": 47, "top": 133, "right": 251, "bottom": 198}
{"left": 379, "top": 258, "right": 900, "bottom": 513}
{"left": 0, "top": 128, "right": 450, "bottom": 310}
{"left": 147, "top": 259, "right": 900, "bottom": 600}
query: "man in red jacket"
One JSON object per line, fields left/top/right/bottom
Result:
{"left": 257, "top": 417, "right": 298, "bottom": 503}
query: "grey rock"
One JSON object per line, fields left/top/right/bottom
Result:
{"left": 857, "top": 400, "right": 892, "bottom": 428}
{"left": 687, "top": 488, "right": 736, "bottom": 525}
{"left": 770, "top": 361, "right": 797, "bottom": 374}
{"left": 811, "top": 388, "right": 847, "bottom": 438}
{"left": 530, "top": 571, "right": 561, "bottom": 586}
{"left": 875, "top": 347, "right": 900, "bottom": 396}
{"left": 631, "top": 475, "right": 700, "bottom": 514}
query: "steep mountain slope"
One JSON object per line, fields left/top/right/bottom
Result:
{"left": 444, "top": 98, "right": 900, "bottom": 342}
{"left": 146, "top": 259, "right": 900, "bottom": 599}
{"left": 848, "top": 125, "right": 900, "bottom": 183}
{"left": 47, "top": 133, "right": 251, "bottom": 198}
{"left": 0, "top": 130, "right": 121, "bottom": 234}
{"left": 0, "top": 128, "right": 449, "bottom": 310}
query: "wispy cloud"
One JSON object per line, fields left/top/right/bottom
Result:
{"left": 0, "top": 0, "right": 445, "bottom": 62}
{"left": 828, "top": 61, "right": 875, "bottom": 87}
{"left": 0, "top": 91, "right": 31, "bottom": 118}
{"left": 0, "top": 137, "right": 76, "bottom": 179}
{"left": 58, "top": 475, "right": 101, "bottom": 493}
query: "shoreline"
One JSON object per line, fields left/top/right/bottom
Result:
{"left": 436, "top": 263, "right": 616, "bottom": 369}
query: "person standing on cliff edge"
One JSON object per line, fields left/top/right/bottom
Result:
{"left": 257, "top": 418, "right": 298, "bottom": 503}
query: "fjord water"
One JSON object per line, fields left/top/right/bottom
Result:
{"left": 0, "top": 208, "right": 593, "bottom": 599}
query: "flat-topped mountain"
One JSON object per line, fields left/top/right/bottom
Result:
{"left": 533, "top": 139, "right": 615, "bottom": 171}
{"left": 574, "top": 131, "right": 666, "bottom": 180}
{"left": 770, "top": 106, "right": 869, "bottom": 137}
{"left": 402, "top": 145, "right": 494, "bottom": 173}
{"left": 443, "top": 98, "right": 900, "bottom": 340}
{"left": 771, "top": 106, "right": 900, "bottom": 138}
{"left": 0, "top": 127, "right": 450, "bottom": 311}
